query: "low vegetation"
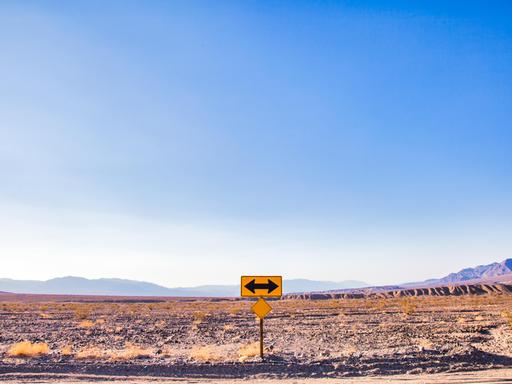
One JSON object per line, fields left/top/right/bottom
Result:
{"left": 399, "top": 298, "right": 417, "bottom": 315}
{"left": 110, "top": 343, "right": 153, "bottom": 361}
{"left": 60, "top": 345, "right": 73, "bottom": 356}
{"left": 8, "top": 341, "right": 50, "bottom": 357}
{"left": 78, "top": 320, "right": 95, "bottom": 328}
{"left": 238, "top": 342, "right": 260, "bottom": 362}
{"left": 501, "top": 310, "right": 512, "bottom": 328}
{"left": 75, "top": 346, "right": 104, "bottom": 360}
{"left": 189, "top": 345, "right": 224, "bottom": 362}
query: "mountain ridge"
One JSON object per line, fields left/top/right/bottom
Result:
{"left": 403, "top": 258, "right": 512, "bottom": 287}
{"left": 0, "top": 276, "right": 368, "bottom": 297}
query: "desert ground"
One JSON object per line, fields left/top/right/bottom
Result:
{"left": 1, "top": 294, "right": 512, "bottom": 382}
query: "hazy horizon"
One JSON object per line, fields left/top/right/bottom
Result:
{"left": 1, "top": 1, "right": 511, "bottom": 288}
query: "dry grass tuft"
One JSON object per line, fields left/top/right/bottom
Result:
{"left": 110, "top": 343, "right": 153, "bottom": 360}
{"left": 60, "top": 345, "right": 73, "bottom": 356}
{"left": 501, "top": 310, "right": 512, "bottom": 328}
{"left": 8, "top": 341, "right": 50, "bottom": 357}
{"left": 238, "top": 342, "right": 260, "bottom": 362}
{"left": 340, "top": 344, "right": 358, "bottom": 356}
{"left": 415, "top": 338, "right": 433, "bottom": 351}
{"left": 399, "top": 299, "right": 417, "bottom": 316}
{"left": 75, "top": 346, "right": 105, "bottom": 360}
{"left": 73, "top": 305, "right": 92, "bottom": 320}
{"left": 193, "top": 311, "right": 207, "bottom": 322}
{"left": 189, "top": 345, "right": 224, "bottom": 362}
{"left": 78, "top": 320, "right": 95, "bottom": 328}
{"left": 75, "top": 344, "right": 153, "bottom": 360}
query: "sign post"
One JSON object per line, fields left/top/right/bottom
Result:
{"left": 259, "top": 317, "right": 263, "bottom": 359}
{"left": 241, "top": 276, "right": 283, "bottom": 360}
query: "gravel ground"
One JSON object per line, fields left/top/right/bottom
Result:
{"left": 1, "top": 370, "right": 512, "bottom": 383}
{"left": 1, "top": 296, "right": 512, "bottom": 379}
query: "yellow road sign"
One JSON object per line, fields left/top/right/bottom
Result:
{"left": 252, "top": 297, "right": 272, "bottom": 319}
{"left": 241, "top": 276, "right": 282, "bottom": 298}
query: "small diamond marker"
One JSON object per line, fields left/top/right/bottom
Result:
{"left": 251, "top": 297, "right": 272, "bottom": 319}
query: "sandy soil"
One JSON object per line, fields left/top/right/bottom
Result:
{"left": 1, "top": 296, "right": 512, "bottom": 380}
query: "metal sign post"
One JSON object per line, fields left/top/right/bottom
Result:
{"left": 259, "top": 317, "right": 264, "bottom": 359}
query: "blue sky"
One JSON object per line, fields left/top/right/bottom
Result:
{"left": 1, "top": 1, "right": 511, "bottom": 287}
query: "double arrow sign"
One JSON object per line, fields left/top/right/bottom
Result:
{"left": 240, "top": 276, "right": 282, "bottom": 298}
{"left": 243, "top": 278, "right": 279, "bottom": 295}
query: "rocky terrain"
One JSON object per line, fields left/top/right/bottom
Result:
{"left": 1, "top": 295, "right": 512, "bottom": 380}
{"left": 287, "top": 283, "right": 512, "bottom": 299}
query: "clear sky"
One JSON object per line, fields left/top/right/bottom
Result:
{"left": 1, "top": 1, "right": 511, "bottom": 287}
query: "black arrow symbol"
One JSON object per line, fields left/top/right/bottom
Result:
{"left": 244, "top": 279, "right": 279, "bottom": 294}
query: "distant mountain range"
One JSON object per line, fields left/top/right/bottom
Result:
{"left": 298, "top": 258, "right": 512, "bottom": 297}
{"left": 404, "top": 258, "right": 512, "bottom": 287}
{"left": 2, "top": 259, "right": 511, "bottom": 298}
{"left": 0, "top": 277, "right": 368, "bottom": 297}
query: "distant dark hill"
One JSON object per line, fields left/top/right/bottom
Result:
{"left": 0, "top": 277, "right": 368, "bottom": 297}
{"left": 406, "top": 259, "right": 512, "bottom": 287}
{"left": 288, "top": 259, "right": 512, "bottom": 299}
{"left": 286, "top": 283, "right": 512, "bottom": 300}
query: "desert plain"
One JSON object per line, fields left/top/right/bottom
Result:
{"left": 1, "top": 293, "right": 512, "bottom": 383}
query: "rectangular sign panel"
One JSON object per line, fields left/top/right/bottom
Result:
{"left": 241, "top": 275, "right": 283, "bottom": 298}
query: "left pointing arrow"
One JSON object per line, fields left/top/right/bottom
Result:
{"left": 244, "top": 279, "right": 279, "bottom": 294}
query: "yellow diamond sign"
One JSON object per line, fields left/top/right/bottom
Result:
{"left": 251, "top": 297, "right": 272, "bottom": 319}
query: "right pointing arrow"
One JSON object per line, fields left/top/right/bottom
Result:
{"left": 244, "top": 279, "right": 279, "bottom": 294}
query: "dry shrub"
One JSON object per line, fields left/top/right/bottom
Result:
{"left": 341, "top": 344, "right": 358, "bottom": 356}
{"left": 75, "top": 344, "right": 153, "bottom": 361}
{"left": 78, "top": 320, "right": 95, "bottom": 328}
{"left": 75, "top": 346, "right": 105, "bottom": 360}
{"left": 110, "top": 343, "right": 153, "bottom": 361}
{"left": 399, "top": 299, "right": 416, "bottom": 316}
{"left": 501, "top": 310, "right": 512, "bottom": 328}
{"left": 8, "top": 341, "right": 50, "bottom": 357}
{"left": 60, "top": 345, "right": 73, "bottom": 356}
{"left": 373, "top": 299, "right": 387, "bottom": 311}
{"left": 160, "top": 346, "right": 180, "bottom": 358}
{"left": 189, "top": 345, "right": 223, "bottom": 362}
{"left": 223, "top": 324, "right": 235, "bottom": 331}
{"left": 229, "top": 307, "right": 239, "bottom": 316}
{"left": 193, "top": 311, "right": 207, "bottom": 322}
{"left": 74, "top": 305, "right": 92, "bottom": 320}
{"left": 415, "top": 338, "right": 433, "bottom": 351}
{"left": 238, "top": 342, "right": 260, "bottom": 362}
